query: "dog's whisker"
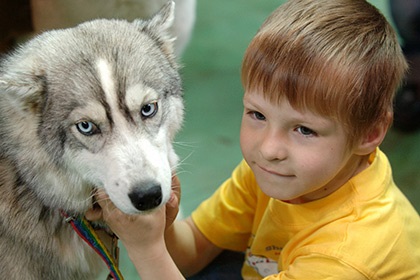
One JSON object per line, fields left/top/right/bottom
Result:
{"left": 173, "top": 140, "right": 198, "bottom": 149}
{"left": 172, "top": 150, "right": 194, "bottom": 171}
{"left": 173, "top": 169, "right": 192, "bottom": 176}
{"left": 172, "top": 165, "right": 191, "bottom": 176}
{"left": 93, "top": 195, "right": 112, "bottom": 205}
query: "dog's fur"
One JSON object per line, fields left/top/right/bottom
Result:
{"left": 0, "top": 2, "right": 184, "bottom": 279}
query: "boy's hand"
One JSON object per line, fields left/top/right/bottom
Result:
{"left": 85, "top": 175, "right": 182, "bottom": 252}
{"left": 166, "top": 175, "right": 181, "bottom": 227}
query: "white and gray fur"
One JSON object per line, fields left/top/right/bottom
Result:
{"left": 0, "top": 2, "right": 184, "bottom": 279}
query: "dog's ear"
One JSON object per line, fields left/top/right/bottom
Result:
{"left": 133, "top": 1, "right": 176, "bottom": 54}
{"left": 0, "top": 73, "right": 45, "bottom": 113}
{"left": 134, "top": 1, "right": 175, "bottom": 34}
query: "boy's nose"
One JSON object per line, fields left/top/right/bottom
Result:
{"left": 259, "top": 131, "right": 287, "bottom": 161}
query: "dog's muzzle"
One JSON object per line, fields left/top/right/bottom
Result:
{"left": 128, "top": 181, "right": 163, "bottom": 211}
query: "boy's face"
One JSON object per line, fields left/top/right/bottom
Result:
{"left": 240, "top": 92, "right": 369, "bottom": 203}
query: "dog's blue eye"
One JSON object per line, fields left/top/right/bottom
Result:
{"left": 76, "top": 121, "right": 99, "bottom": 136}
{"left": 141, "top": 102, "right": 158, "bottom": 118}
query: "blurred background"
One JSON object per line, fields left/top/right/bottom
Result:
{"left": 1, "top": 0, "right": 419, "bottom": 279}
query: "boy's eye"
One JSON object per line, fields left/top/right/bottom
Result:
{"left": 296, "top": 126, "right": 316, "bottom": 136}
{"left": 251, "top": 111, "right": 266, "bottom": 121}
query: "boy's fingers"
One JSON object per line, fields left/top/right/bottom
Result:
{"left": 85, "top": 207, "right": 102, "bottom": 221}
{"left": 85, "top": 189, "right": 117, "bottom": 222}
{"left": 85, "top": 189, "right": 108, "bottom": 221}
{"left": 171, "top": 174, "right": 181, "bottom": 203}
{"left": 94, "top": 189, "right": 109, "bottom": 206}
{"left": 165, "top": 174, "right": 181, "bottom": 227}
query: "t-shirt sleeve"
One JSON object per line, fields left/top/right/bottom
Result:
{"left": 191, "top": 160, "right": 259, "bottom": 252}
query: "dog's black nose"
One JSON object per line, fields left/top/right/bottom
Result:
{"left": 129, "top": 182, "right": 163, "bottom": 211}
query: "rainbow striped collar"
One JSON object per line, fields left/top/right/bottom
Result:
{"left": 62, "top": 211, "right": 124, "bottom": 280}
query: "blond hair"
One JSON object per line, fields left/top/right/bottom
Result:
{"left": 241, "top": 0, "right": 407, "bottom": 145}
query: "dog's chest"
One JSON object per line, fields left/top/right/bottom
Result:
{"left": 58, "top": 225, "right": 105, "bottom": 274}
{"left": 0, "top": 172, "right": 103, "bottom": 278}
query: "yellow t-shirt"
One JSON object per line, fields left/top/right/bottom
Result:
{"left": 191, "top": 149, "right": 420, "bottom": 279}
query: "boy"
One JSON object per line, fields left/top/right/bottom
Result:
{"left": 88, "top": 0, "right": 420, "bottom": 279}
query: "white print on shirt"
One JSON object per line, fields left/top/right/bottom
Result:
{"left": 246, "top": 249, "right": 278, "bottom": 277}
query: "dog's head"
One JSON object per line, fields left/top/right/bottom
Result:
{"left": 0, "top": 2, "right": 184, "bottom": 214}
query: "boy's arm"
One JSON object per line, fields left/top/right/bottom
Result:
{"left": 163, "top": 175, "right": 224, "bottom": 276}
{"left": 165, "top": 217, "right": 223, "bottom": 277}
{"left": 119, "top": 209, "right": 185, "bottom": 280}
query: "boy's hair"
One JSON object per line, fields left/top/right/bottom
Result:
{"left": 241, "top": 0, "right": 407, "bottom": 146}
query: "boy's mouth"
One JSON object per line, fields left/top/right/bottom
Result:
{"left": 257, "top": 164, "right": 294, "bottom": 178}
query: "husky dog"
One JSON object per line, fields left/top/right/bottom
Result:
{"left": 0, "top": 2, "right": 184, "bottom": 279}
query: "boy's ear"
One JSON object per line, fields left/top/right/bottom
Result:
{"left": 354, "top": 112, "right": 392, "bottom": 155}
